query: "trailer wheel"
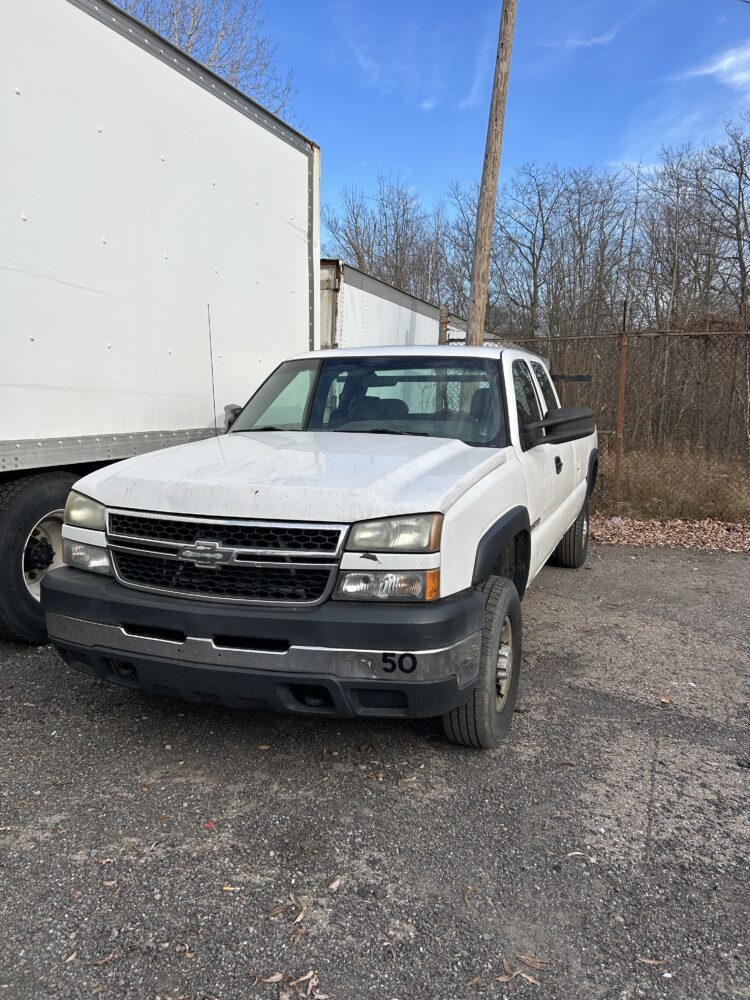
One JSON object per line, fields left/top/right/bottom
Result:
{"left": 0, "top": 472, "right": 77, "bottom": 644}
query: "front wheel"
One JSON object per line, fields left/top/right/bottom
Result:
{"left": 0, "top": 472, "right": 77, "bottom": 643}
{"left": 441, "top": 576, "right": 522, "bottom": 749}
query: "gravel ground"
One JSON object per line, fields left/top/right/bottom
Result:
{"left": 0, "top": 544, "right": 748, "bottom": 1000}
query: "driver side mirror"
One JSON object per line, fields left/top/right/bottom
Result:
{"left": 223, "top": 403, "right": 242, "bottom": 432}
{"left": 527, "top": 406, "right": 595, "bottom": 444}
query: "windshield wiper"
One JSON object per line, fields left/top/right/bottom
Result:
{"left": 337, "top": 428, "right": 429, "bottom": 437}
{"left": 240, "top": 425, "right": 288, "bottom": 432}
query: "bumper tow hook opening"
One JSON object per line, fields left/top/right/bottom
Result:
{"left": 290, "top": 684, "right": 334, "bottom": 710}
{"left": 108, "top": 658, "right": 138, "bottom": 681}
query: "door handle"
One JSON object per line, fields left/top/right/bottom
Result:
{"left": 555, "top": 456, "right": 563, "bottom": 475}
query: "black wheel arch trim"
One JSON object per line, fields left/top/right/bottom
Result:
{"left": 587, "top": 447, "right": 599, "bottom": 496}
{"left": 471, "top": 506, "right": 531, "bottom": 587}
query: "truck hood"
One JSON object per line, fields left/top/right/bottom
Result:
{"left": 76, "top": 431, "right": 508, "bottom": 522}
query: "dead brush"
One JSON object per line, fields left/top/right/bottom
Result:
{"left": 594, "top": 447, "right": 750, "bottom": 522}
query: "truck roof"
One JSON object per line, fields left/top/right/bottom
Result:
{"left": 290, "top": 344, "right": 545, "bottom": 362}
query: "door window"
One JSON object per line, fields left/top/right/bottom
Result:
{"left": 512, "top": 360, "right": 542, "bottom": 451}
{"left": 531, "top": 361, "right": 559, "bottom": 414}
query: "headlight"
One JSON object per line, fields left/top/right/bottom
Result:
{"left": 333, "top": 569, "right": 439, "bottom": 602}
{"left": 347, "top": 514, "right": 442, "bottom": 553}
{"left": 62, "top": 540, "right": 111, "bottom": 575}
{"left": 64, "top": 491, "right": 106, "bottom": 531}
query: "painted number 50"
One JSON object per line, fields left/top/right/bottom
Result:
{"left": 381, "top": 653, "right": 418, "bottom": 674}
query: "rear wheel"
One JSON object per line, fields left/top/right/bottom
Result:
{"left": 551, "top": 496, "right": 589, "bottom": 569}
{"left": 0, "top": 472, "right": 77, "bottom": 643}
{"left": 441, "top": 576, "right": 522, "bottom": 749}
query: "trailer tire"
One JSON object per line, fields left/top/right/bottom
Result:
{"left": 0, "top": 472, "right": 77, "bottom": 644}
{"left": 441, "top": 576, "right": 522, "bottom": 749}
{"left": 551, "top": 496, "right": 589, "bottom": 569}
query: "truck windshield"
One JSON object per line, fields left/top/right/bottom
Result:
{"left": 231, "top": 356, "right": 507, "bottom": 447}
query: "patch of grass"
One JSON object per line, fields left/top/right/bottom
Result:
{"left": 594, "top": 448, "right": 750, "bottom": 521}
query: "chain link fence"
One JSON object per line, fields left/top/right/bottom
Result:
{"left": 515, "top": 331, "right": 750, "bottom": 519}
{"left": 512, "top": 332, "right": 750, "bottom": 454}
{"left": 480, "top": 331, "right": 750, "bottom": 520}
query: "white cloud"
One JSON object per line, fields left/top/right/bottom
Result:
{"left": 605, "top": 159, "right": 659, "bottom": 173}
{"left": 614, "top": 96, "right": 726, "bottom": 169}
{"left": 331, "top": 3, "right": 446, "bottom": 110}
{"left": 546, "top": 29, "right": 618, "bottom": 49}
{"left": 346, "top": 36, "right": 382, "bottom": 90}
{"left": 458, "top": 16, "right": 497, "bottom": 110}
{"left": 543, "top": 2, "right": 655, "bottom": 54}
{"left": 679, "top": 39, "right": 750, "bottom": 93}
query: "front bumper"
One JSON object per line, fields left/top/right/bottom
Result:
{"left": 41, "top": 569, "right": 483, "bottom": 719}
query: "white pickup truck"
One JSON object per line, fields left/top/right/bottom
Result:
{"left": 41, "top": 346, "right": 597, "bottom": 748}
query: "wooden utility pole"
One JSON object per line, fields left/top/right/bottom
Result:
{"left": 438, "top": 304, "right": 450, "bottom": 345}
{"left": 466, "top": 0, "right": 517, "bottom": 346}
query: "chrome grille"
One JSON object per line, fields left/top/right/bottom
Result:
{"left": 106, "top": 510, "right": 346, "bottom": 605}
{"left": 108, "top": 512, "right": 342, "bottom": 554}
{"left": 113, "top": 551, "right": 333, "bottom": 603}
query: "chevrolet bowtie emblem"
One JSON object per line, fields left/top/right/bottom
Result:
{"left": 177, "top": 539, "right": 235, "bottom": 568}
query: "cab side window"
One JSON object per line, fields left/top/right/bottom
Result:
{"left": 531, "top": 361, "right": 559, "bottom": 415}
{"left": 512, "top": 360, "right": 542, "bottom": 451}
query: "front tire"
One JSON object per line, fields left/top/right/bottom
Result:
{"left": 441, "top": 576, "right": 522, "bottom": 749}
{"left": 0, "top": 472, "right": 77, "bottom": 644}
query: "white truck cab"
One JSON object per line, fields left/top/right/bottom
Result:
{"left": 41, "top": 346, "right": 597, "bottom": 748}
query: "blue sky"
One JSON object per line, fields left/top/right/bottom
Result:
{"left": 264, "top": 0, "right": 750, "bottom": 210}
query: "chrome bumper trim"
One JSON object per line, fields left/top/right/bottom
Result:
{"left": 46, "top": 613, "right": 481, "bottom": 686}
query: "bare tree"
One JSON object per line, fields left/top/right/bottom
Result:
{"left": 702, "top": 124, "right": 750, "bottom": 322}
{"left": 117, "top": 0, "right": 293, "bottom": 115}
{"left": 325, "top": 118, "right": 750, "bottom": 343}
{"left": 323, "top": 174, "right": 449, "bottom": 303}
{"left": 323, "top": 186, "right": 378, "bottom": 274}
{"left": 444, "top": 183, "right": 480, "bottom": 320}
{"left": 494, "top": 163, "right": 566, "bottom": 339}
{"left": 545, "top": 168, "right": 629, "bottom": 338}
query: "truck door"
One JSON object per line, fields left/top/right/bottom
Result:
{"left": 510, "top": 359, "right": 568, "bottom": 577}
{"left": 530, "top": 360, "right": 577, "bottom": 502}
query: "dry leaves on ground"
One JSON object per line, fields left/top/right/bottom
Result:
{"left": 257, "top": 969, "right": 328, "bottom": 998}
{"left": 495, "top": 957, "right": 544, "bottom": 987}
{"left": 591, "top": 515, "right": 750, "bottom": 553}
{"left": 517, "top": 954, "right": 548, "bottom": 971}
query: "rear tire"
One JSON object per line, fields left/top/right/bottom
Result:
{"left": 0, "top": 472, "right": 77, "bottom": 644}
{"left": 441, "top": 576, "right": 522, "bottom": 749}
{"left": 551, "top": 496, "right": 589, "bottom": 569}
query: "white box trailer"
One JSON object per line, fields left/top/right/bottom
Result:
{"left": 321, "top": 260, "right": 448, "bottom": 349}
{"left": 0, "top": 0, "right": 320, "bottom": 641}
